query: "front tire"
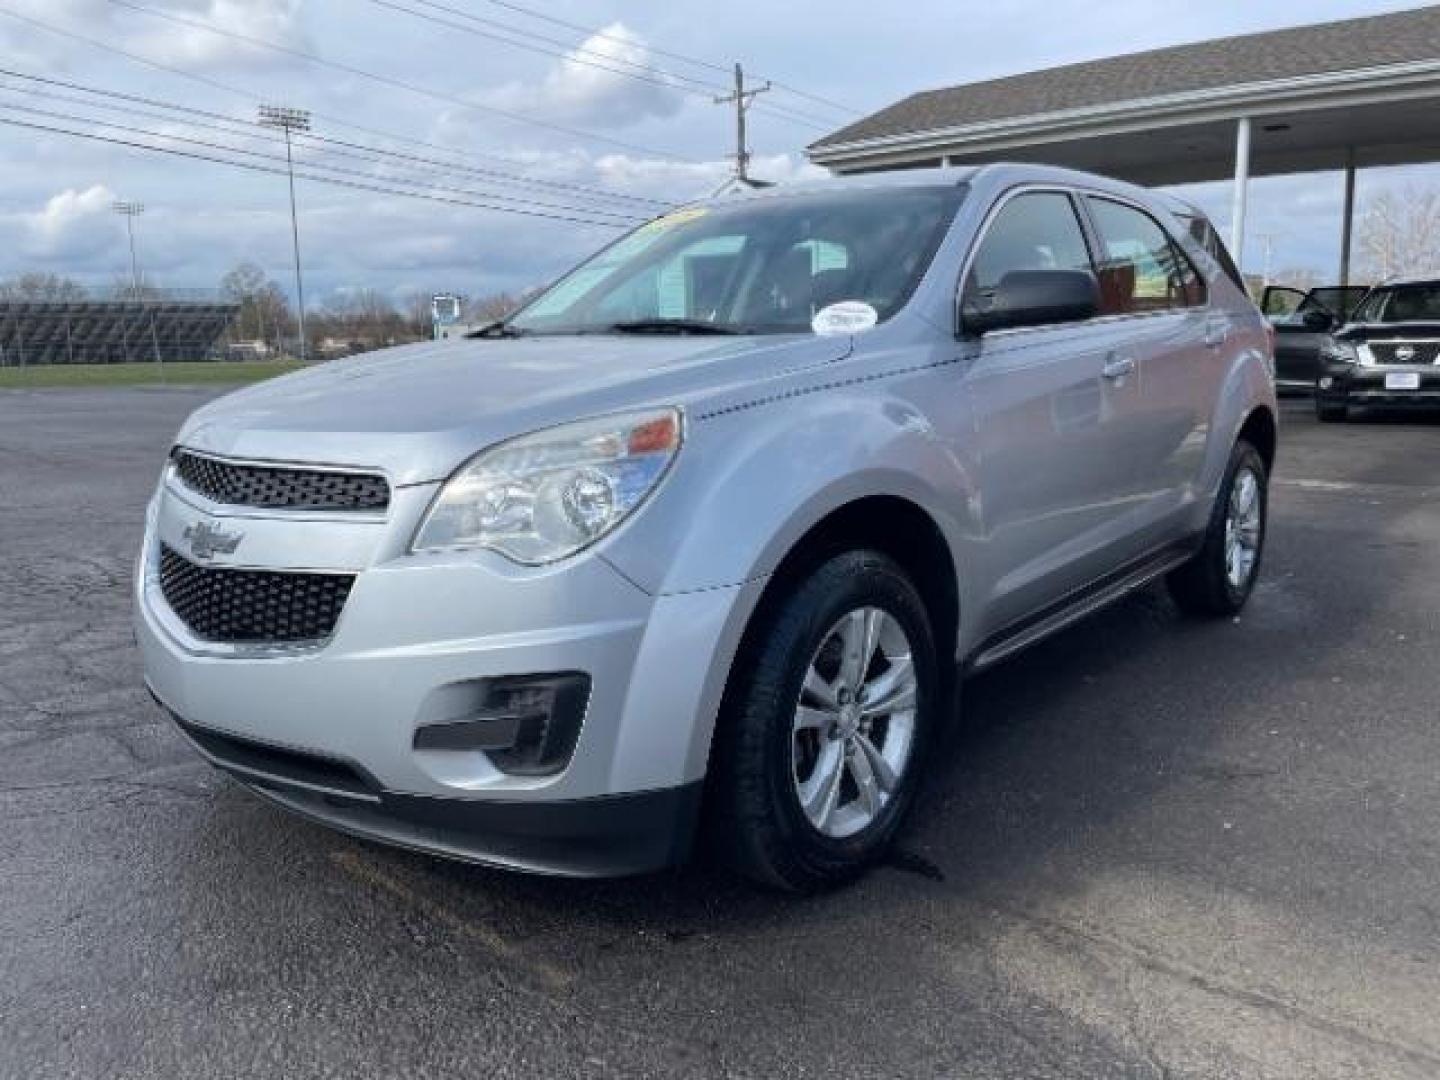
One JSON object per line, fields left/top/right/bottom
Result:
{"left": 1167, "top": 440, "right": 1268, "bottom": 617}
{"left": 707, "top": 550, "right": 939, "bottom": 892}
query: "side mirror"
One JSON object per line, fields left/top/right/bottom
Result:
{"left": 1300, "top": 307, "right": 1335, "bottom": 332}
{"left": 963, "top": 269, "right": 1100, "bottom": 336}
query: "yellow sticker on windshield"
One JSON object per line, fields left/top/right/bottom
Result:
{"left": 639, "top": 206, "right": 709, "bottom": 233}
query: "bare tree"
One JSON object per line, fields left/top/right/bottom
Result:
{"left": 465, "top": 290, "right": 540, "bottom": 324}
{"left": 400, "top": 291, "right": 433, "bottom": 339}
{"left": 1357, "top": 187, "right": 1440, "bottom": 281}
{"left": 1270, "top": 267, "right": 1322, "bottom": 292}
{"left": 107, "top": 274, "right": 169, "bottom": 300}
{"left": 0, "top": 272, "right": 88, "bottom": 301}
{"left": 220, "top": 262, "right": 294, "bottom": 354}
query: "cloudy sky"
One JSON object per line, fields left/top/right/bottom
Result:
{"left": 0, "top": 0, "right": 1434, "bottom": 308}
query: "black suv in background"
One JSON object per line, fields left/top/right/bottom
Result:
{"left": 1315, "top": 278, "right": 1440, "bottom": 421}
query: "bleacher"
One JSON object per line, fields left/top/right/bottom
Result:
{"left": 0, "top": 293, "right": 241, "bottom": 365}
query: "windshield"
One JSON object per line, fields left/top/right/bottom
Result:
{"left": 507, "top": 185, "right": 966, "bottom": 336}
{"left": 1353, "top": 283, "right": 1440, "bottom": 324}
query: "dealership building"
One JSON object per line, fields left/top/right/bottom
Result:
{"left": 808, "top": 6, "right": 1440, "bottom": 284}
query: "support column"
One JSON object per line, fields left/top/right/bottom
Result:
{"left": 1339, "top": 147, "right": 1357, "bottom": 287}
{"left": 1229, "top": 117, "right": 1252, "bottom": 270}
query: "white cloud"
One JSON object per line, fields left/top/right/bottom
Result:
{"left": 129, "top": 0, "right": 310, "bottom": 70}
{"left": 0, "top": 0, "right": 310, "bottom": 74}
{"left": 592, "top": 152, "right": 827, "bottom": 200}
{"left": 484, "top": 23, "right": 686, "bottom": 130}
{"left": 19, "top": 184, "right": 118, "bottom": 261}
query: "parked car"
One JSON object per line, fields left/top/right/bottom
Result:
{"left": 1315, "top": 277, "right": 1440, "bottom": 420}
{"left": 1260, "top": 284, "right": 1371, "bottom": 391}
{"left": 136, "top": 164, "right": 1277, "bottom": 891}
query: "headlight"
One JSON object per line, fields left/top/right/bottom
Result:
{"left": 1320, "top": 339, "right": 1360, "bottom": 365}
{"left": 412, "top": 408, "right": 683, "bottom": 564}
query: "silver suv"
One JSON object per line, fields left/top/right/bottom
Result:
{"left": 137, "top": 164, "right": 1276, "bottom": 891}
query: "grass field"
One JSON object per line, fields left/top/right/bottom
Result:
{"left": 0, "top": 361, "right": 304, "bottom": 389}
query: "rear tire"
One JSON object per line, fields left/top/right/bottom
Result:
{"left": 1167, "top": 440, "right": 1268, "bottom": 617}
{"left": 706, "top": 550, "right": 938, "bottom": 893}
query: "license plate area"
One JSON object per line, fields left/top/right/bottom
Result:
{"left": 1385, "top": 371, "right": 1422, "bottom": 391}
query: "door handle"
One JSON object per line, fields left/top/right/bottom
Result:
{"left": 1102, "top": 355, "right": 1136, "bottom": 380}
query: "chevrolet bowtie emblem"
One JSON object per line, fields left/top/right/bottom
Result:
{"left": 183, "top": 521, "right": 244, "bottom": 560}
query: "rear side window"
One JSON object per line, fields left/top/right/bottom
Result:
{"left": 963, "top": 191, "right": 1093, "bottom": 307}
{"left": 1086, "top": 197, "right": 1206, "bottom": 315}
{"left": 1183, "top": 213, "right": 1245, "bottom": 292}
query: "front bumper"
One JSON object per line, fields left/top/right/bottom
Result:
{"left": 1319, "top": 362, "right": 1440, "bottom": 409}
{"left": 164, "top": 707, "right": 702, "bottom": 876}
{"left": 137, "top": 476, "right": 761, "bottom": 876}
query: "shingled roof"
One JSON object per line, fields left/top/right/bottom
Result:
{"left": 810, "top": 5, "right": 1440, "bottom": 151}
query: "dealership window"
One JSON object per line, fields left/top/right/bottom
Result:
{"left": 1085, "top": 197, "right": 1205, "bottom": 315}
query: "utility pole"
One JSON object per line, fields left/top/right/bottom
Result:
{"left": 259, "top": 104, "right": 311, "bottom": 363}
{"left": 713, "top": 63, "right": 770, "bottom": 183}
{"left": 1255, "top": 231, "right": 1280, "bottom": 287}
{"left": 112, "top": 200, "right": 144, "bottom": 298}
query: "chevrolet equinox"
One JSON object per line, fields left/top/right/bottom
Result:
{"left": 138, "top": 164, "right": 1278, "bottom": 891}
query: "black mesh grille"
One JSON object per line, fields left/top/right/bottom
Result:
{"left": 159, "top": 545, "right": 354, "bottom": 643}
{"left": 1369, "top": 342, "right": 1440, "bottom": 366}
{"left": 172, "top": 449, "right": 389, "bottom": 512}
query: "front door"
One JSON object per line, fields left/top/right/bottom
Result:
{"left": 958, "top": 189, "right": 1145, "bottom": 634}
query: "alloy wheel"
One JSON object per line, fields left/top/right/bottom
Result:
{"left": 1224, "top": 466, "right": 1263, "bottom": 591}
{"left": 791, "top": 607, "right": 919, "bottom": 839}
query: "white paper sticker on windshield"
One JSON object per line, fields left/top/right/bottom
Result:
{"left": 812, "top": 301, "right": 878, "bottom": 336}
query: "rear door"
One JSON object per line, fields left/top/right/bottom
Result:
{"left": 1263, "top": 287, "right": 1331, "bottom": 388}
{"left": 1079, "top": 195, "right": 1217, "bottom": 544}
{"left": 958, "top": 189, "right": 1147, "bottom": 633}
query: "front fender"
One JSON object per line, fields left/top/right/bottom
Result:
{"left": 600, "top": 384, "right": 977, "bottom": 600}
{"left": 599, "top": 383, "right": 979, "bottom": 788}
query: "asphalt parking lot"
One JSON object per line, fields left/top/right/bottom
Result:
{"left": 2, "top": 387, "right": 1438, "bottom": 1079}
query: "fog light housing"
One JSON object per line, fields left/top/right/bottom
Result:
{"left": 413, "top": 672, "right": 591, "bottom": 776}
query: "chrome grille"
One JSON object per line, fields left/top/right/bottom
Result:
{"left": 1368, "top": 341, "right": 1440, "bottom": 366}
{"left": 172, "top": 449, "right": 390, "bottom": 512}
{"left": 159, "top": 545, "right": 354, "bottom": 643}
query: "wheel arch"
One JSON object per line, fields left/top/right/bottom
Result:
{"left": 1237, "top": 404, "right": 1278, "bottom": 473}
{"left": 695, "top": 493, "right": 961, "bottom": 786}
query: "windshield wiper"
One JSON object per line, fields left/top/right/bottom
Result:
{"left": 466, "top": 320, "right": 529, "bottom": 338}
{"left": 606, "top": 318, "right": 744, "bottom": 335}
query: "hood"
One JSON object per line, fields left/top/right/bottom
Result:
{"left": 1337, "top": 321, "right": 1440, "bottom": 342}
{"left": 179, "top": 333, "right": 843, "bottom": 485}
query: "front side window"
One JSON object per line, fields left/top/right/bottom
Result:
{"left": 1086, "top": 197, "right": 1205, "bottom": 315}
{"left": 961, "top": 191, "right": 1094, "bottom": 316}
{"left": 508, "top": 186, "right": 966, "bottom": 336}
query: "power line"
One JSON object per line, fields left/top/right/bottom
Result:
{"left": 0, "top": 69, "right": 667, "bottom": 211}
{"left": 371, "top": 0, "right": 728, "bottom": 97}
{"left": 370, "top": 0, "right": 838, "bottom": 131}
{"left": 105, "top": 0, "right": 696, "bottom": 163}
{"left": 0, "top": 97, "right": 646, "bottom": 224}
{"left": 467, "top": 0, "right": 863, "bottom": 118}
{"left": 0, "top": 11, "right": 678, "bottom": 208}
{"left": 0, "top": 110, "right": 636, "bottom": 228}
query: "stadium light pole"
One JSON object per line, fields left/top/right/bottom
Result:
{"left": 111, "top": 200, "right": 144, "bottom": 298}
{"left": 259, "top": 104, "right": 311, "bottom": 363}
